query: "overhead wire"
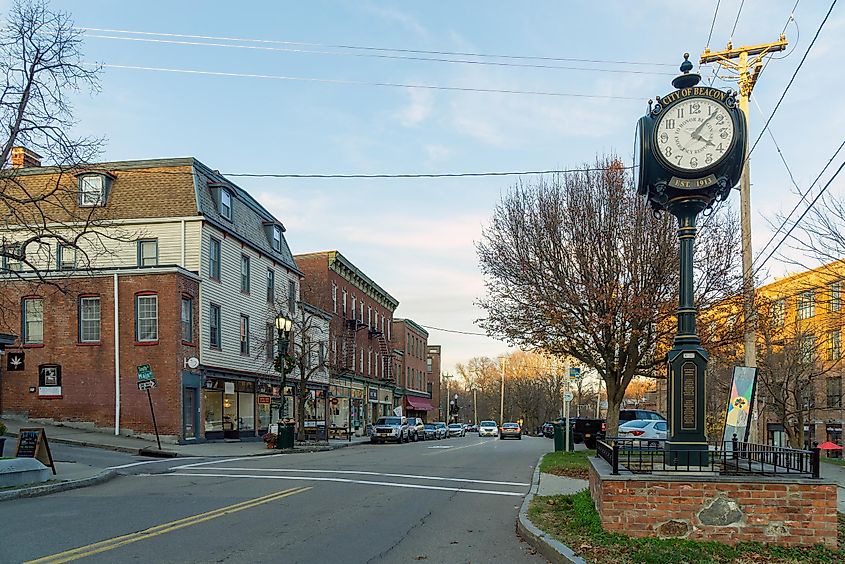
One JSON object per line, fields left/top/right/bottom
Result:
{"left": 97, "top": 63, "right": 645, "bottom": 100}
{"left": 730, "top": 0, "right": 746, "bottom": 41}
{"left": 705, "top": 0, "right": 722, "bottom": 49}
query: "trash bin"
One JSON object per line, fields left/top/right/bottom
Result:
{"left": 553, "top": 422, "right": 574, "bottom": 452}
{"left": 277, "top": 423, "right": 295, "bottom": 449}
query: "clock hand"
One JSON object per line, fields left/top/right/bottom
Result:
{"left": 690, "top": 111, "right": 718, "bottom": 139}
{"left": 691, "top": 132, "right": 716, "bottom": 148}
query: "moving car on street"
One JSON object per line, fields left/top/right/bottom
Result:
{"left": 447, "top": 423, "right": 465, "bottom": 437}
{"left": 371, "top": 416, "right": 409, "bottom": 444}
{"left": 499, "top": 422, "right": 522, "bottom": 440}
{"left": 407, "top": 417, "right": 425, "bottom": 441}
{"left": 478, "top": 420, "right": 499, "bottom": 437}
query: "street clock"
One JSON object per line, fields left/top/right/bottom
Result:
{"left": 636, "top": 54, "right": 746, "bottom": 212}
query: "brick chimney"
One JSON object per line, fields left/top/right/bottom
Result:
{"left": 11, "top": 146, "right": 42, "bottom": 168}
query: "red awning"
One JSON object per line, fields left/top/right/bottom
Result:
{"left": 405, "top": 395, "right": 434, "bottom": 412}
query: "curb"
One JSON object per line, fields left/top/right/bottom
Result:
{"left": 0, "top": 469, "right": 118, "bottom": 503}
{"left": 4, "top": 431, "right": 141, "bottom": 455}
{"left": 516, "top": 455, "right": 587, "bottom": 564}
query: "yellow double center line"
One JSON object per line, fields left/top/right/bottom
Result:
{"left": 27, "top": 486, "right": 311, "bottom": 564}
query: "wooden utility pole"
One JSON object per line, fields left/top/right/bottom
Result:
{"left": 700, "top": 35, "right": 788, "bottom": 441}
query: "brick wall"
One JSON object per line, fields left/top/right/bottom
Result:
{"left": 588, "top": 459, "right": 837, "bottom": 548}
{"left": 0, "top": 271, "right": 199, "bottom": 439}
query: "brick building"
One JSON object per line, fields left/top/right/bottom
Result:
{"left": 426, "top": 345, "right": 442, "bottom": 421}
{"left": 0, "top": 155, "right": 317, "bottom": 443}
{"left": 392, "top": 319, "right": 434, "bottom": 420}
{"left": 295, "top": 251, "right": 399, "bottom": 435}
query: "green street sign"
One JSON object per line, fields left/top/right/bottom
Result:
{"left": 569, "top": 367, "right": 581, "bottom": 380}
{"left": 137, "top": 364, "right": 154, "bottom": 382}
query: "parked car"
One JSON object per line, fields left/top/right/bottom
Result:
{"left": 371, "top": 416, "right": 409, "bottom": 444}
{"left": 447, "top": 423, "right": 465, "bottom": 437}
{"left": 467, "top": 424, "right": 478, "bottom": 433}
{"left": 618, "top": 420, "right": 668, "bottom": 445}
{"left": 500, "top": 422, "right": 522, "bottom": 440}
{"left": 434, "top": 422, "right": 449, "bottom": 439}
{"left": 407, "top": 417, "right": 425, "bottom": 441}
{"left": 479, "top": 420, "right": 499, "bottom": 437}
{"left": 423, "top": 423, "right": 441, "bottom": 440}
{"left": 620, "top": 409, "right": 665, "bottom": 423}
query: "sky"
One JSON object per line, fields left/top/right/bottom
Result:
{"left": 23, "top": 1, "right": 845, "bottom": 374}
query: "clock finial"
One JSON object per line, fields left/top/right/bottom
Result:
{"left": 672, "top": 52, "right": 701, "bottom": 89}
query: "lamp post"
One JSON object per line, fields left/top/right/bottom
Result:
{"left": 275, "top": 313, "right": 293, "bottom": 448}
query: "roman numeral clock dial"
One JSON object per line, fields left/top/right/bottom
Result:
{"left": 655, "top": 97, "right": 734, "bottom": 173}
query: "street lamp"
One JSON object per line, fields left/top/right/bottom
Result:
{"left": 275, "top": 313, "right": 294, "bottom": 448}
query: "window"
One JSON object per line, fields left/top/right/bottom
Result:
{"left": 272, "top": 226, "right": 282, "bottom": 252}
{"left": 799, "top": 334, "right": 816, "bottom": 365}
{"left": 797, "top": 290, "right": 815, "bottom": 320}
{"left": 827, "top": 378, "right": 842, "bottom": 408}
{"left": 288, "top": 279, "right": 296, "bottom": 313}
{"left": 78, "top": 175, "right": 108, "bottom": 206}
{"left": 351, "top": 295, "right": 356, "bottom": 319}
{"left": 342, "top": 288, "right": 347, "bottom": 316}
{"left": 801, "top": 383, "right": 816, "bottom": 409}
{"left": 360, "top": 348, "right": 364, "bottom": 372}
{"left": 220, "top": 189, "right": 232, "bottom": 220}
{"left": 135, "top": 294, "right": 158, "bottom": 342}
{"left": 267, "top": 269, "right": 275, "bottom": 302}
{"left": 79, "top": 296, "right": 101, "bottom": 343}
{"left": 240, "top": 255, "right": 251, "bottom": 293}
{"left": 772, "top": 299, "right": 785, "bottom": 327}
{"left": 319, "top": 342, "right": 326, "bottom": 365}
{"left": 138, "top": 239, "right": 158, "bottom": 267}
{"left": 57, "top": 244, "right": 76, "bottom": 270}
{"left": 3, "top": 243, "right": 24, "bottom": 272}
{"left": 266, "top": 323, "right": 275, "bottom": 361}
{"left": 427, "top": 358, "right": 433, "bottom": 373}
{"left": 181, "top": 297, "right": 193, "bottom": 343}
{"left": 359, "top": 301, "right": 364, "bottom": 322}
{"left": 22, "top": 298, "right": 43, "bottom": 344}
{"left": 209, "top": 304, "right": 221, "bottom": 349}
{"left": 831, "top": 282, "right": 842, "bottom": 312}
{"left": 368, "top": 306, "right": 372, "bottom": 327}
{"left": 240, "top": 315, "right": 250, "bottom": 355}
{"left": 830, "top": 330, "right": 841, "bottom": 361}
{"left": 209, "top": 238, "right": 221, "bottom": 280}
{"left": 367, "top": 348, "right": 372, "bottom": 375}
{"left": 332, "top": 282, "right": 338, "bottom": 313}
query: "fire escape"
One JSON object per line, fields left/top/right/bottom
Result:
{"left": 341, "top": 317, "right": 365, "bottom": 374}
{"left": 369, "top": 324, "right": 393, "bottom": 382}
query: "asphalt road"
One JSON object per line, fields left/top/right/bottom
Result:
{"left": 1, "top": 434, "right": 550, "bottom": 564}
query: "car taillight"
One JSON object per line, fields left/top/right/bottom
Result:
{"left": 630, "top": 430, "right": 644, "bottom": 436}
{"left": 601, "top": 423, "right": 607, "bottom": 431}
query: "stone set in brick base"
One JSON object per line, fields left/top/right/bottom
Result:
{"left": 588, "top": 457, "right": 838, "bottom": 548}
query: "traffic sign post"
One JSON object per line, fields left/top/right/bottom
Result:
{"left": 137, "top": 364, "right": 161, "bottom": 450}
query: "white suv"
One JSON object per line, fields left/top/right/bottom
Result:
{"left": 371, "top": 416, "right": 409, "bottom": 444}
{"left": 479, "top": 420, "right": 499, "bottom": 437}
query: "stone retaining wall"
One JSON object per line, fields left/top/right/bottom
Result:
{"left": 588, "top": 457, "right": 837, "bottom": 548}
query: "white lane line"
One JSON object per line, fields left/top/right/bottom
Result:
{"left": 427, "top": 440, "right": 488, "bottom": 454}
{"left": 199, "top": 467, "right": 530, "bottom": 487}
{"left": 166, "top": 472, "right": 525, "bottom": 497}
{"left": 171, "top": 454, "right": 286, "bottom": 470}
{"left": 427, "top": 446, "right": 451, "bottom": 449}
{"left": 106, "top": 458, "right": 200, "bottom": 470}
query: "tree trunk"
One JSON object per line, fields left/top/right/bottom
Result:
{"left": 297, "top": 393, "right": 307, "bottom": 441}
{"left": 604, "top": 379, "right": 624, "bottom": 438}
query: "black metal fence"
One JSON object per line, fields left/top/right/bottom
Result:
{"left": 596, "top": 435, "right": 820, "bottom": 478}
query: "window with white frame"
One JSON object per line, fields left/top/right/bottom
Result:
{"left": 342, "top": 288, "right": 347, "bottom": 316}
{"left": 240, "top": 255, "right": 251, "bottom": 293}
{"left": 351, "top": 295, "right": 356, "bottom": 320}
{"left": 359, "top": 348, "right": 364, "bottom": 372}
{"left": 138, "top": 239, "right": 158, "bottom": 267}
{"left": 220, "top": 189, "right": 232, "bottom": 220}
{"left": 359, "top": 301, "right": 363, "bottom": 322}
{"left": 79, "top": 296, "right": 101, "bottom": 343}
{"left": 288, "top": 279, "right": 296, "bottom": 313}
{"left": 799, "top": 334, "right": 816, "bottom": 364}
{"left": 210, "top": 304, "right": 221, "bottom": 349}
{"left": 57, "top": 244, "right": 76, "bottom": 270}
{"left": 830, "top": 330, "right": 841, "bottom": 361}
{"left": 22, "top": 298, "right": 43, "bottom": 344}
{"left": 332, "top": 282, "right": 337, "bottom": 313}
{"left": 3, "top": 243, "right": 24, "bottom": 271}
{"left": 181, "top": 297, "right": 193, "bottom": 343}
{"left": 267, "top": 269, "right": 275, "bottom": 303}
{"left": 272, "top": 226, "right": 282, "bottom": 251}
{"left": 367, "top": 306, "right": 372, "bottom": 327}
{"left": 209, "top": 238, "right": 221, "bottom": 280}
{"left": 367, "top": 348, "right": 372, "bottom": 375}
{"left": 135, "top": 294, "right": 158, "bottom": 342}
{"left": 831, "top": 282, "right": 842, "bottom": 312}
{"left": 797, "top": 290, "right": 815, "bottom": 320}
{"left": 78, "top": 175, "right": 108, "bottom": 207}
{"left": 240, "top": 315, "right": 250, "bottom": 355}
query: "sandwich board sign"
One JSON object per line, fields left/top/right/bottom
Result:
{"left": 15, "top": 427, "right": 56, "bottom": 474}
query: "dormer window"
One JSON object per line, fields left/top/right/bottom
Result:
{"left": 78, "top": 174, "right": 111, "bottom": 207}
{"left": 220, "top": 189, "right": 232, "bottom": 220}
{"left": 272, "top": 226, "right": 282, "bottom": 251}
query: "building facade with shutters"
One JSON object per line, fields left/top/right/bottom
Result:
{"left": 0, "top": 154, "right": 310, "bottom": 443}
{"left": 295, "top": 251, "right": 399, "bottom": 436}
{"left": 391, "top": 318, "right": 435, "bottom": 420}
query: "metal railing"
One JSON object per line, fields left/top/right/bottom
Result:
{"left": 596, "top": 435, "right": 820, "bottom": 478}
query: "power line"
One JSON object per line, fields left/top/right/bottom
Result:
{"left": 706, "top": 0, "right": 722, "bottom": 49}
{"left": 421, "top": 325, "right": 489, "bottom": 337}
{"left": 225, "top": 165, "right": 637, "bottom": 179}
{"left": 730, "top": 0, "right": 746, "bottom": 41}
{"left": 84, "top": 33, "right": 675, "bottom": 76}
{"left": 78, "top": 26, "right": 674, "bottom": 68}
{"left": 98, "top": 63, "right": 645, "bottom": 100}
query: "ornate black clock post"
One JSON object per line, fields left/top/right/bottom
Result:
{"left": 636, "top": 54, "right": 747, "bottom": 466}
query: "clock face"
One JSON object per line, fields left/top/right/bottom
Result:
{"left": 654, "top": 97, "right": 734, "bottom": 173}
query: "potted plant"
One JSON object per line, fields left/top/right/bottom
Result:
{"left": 261, "top": 432, "right": 277, "bottom": 449}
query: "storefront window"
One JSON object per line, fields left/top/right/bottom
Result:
{"left": 239, "top": 392, "right": 255, "bottom": 431}
{"left": 203, "top": 389, "right": 223, "bottom": 432}
{"left": 223, "top": 391, "right": 237, "bottom": 432}
{"left": 257, "top": 396, "right": 272, "bottom": 430}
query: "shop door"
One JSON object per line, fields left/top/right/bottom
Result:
{"left": 223, "top": 392, "right": 238, "bottom": 439}
{"left": 183, "top": 387, "right": 198, "bottom": 440}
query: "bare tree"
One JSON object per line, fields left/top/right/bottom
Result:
{"left": 477, "top": 156, "right": 741, "bottom": 435}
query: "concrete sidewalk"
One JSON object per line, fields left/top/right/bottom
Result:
{"left": 537, "top": 472, "right": 589, "bottom": 496}
{"left": 1, "top": 418, "right": 370, "bottom": 458}
{"left": 820, "top": 459, "right": 845, "bottom": 512}
{"left": 0, "top": 461, "right": 115, "bottom": 502}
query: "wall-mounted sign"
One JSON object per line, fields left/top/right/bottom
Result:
{"left": 6, "top": 351, "right": 24, "bottom": 371}
{"left": 224, "top": 382, "right": 235, "bottom": 395}
{"left": 38, "top": 365, "right": 62, "bottom": 398}
{"left": 368, "top": 388, "right": 378, "bottom": 401}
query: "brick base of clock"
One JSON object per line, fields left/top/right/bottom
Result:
{"left": 588, "top": 457, "right": 837, "bottom": 548}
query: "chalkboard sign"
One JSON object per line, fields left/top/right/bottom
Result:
{"left": 15, "top": 427, "right": 56, "bottom": 474}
